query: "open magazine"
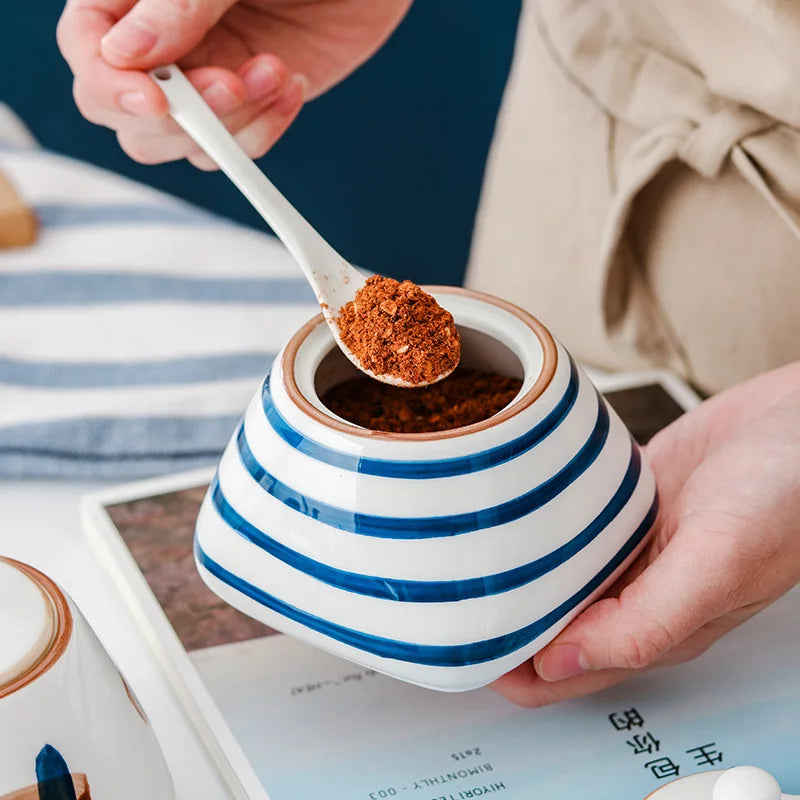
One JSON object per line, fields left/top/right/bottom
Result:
{"left": 81, "top": 373, "right": 800, "bottom": 800}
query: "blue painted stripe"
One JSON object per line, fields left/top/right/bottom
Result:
{"left": 237, "top": 390, "right": 609, "bottom": 538}
{"left": 196, "top": 494, "right": 657, "bottom": 667}
{"left": 0, "top": 352, "right": 276, "bottom": 387}
{"left": 0, "top": 272, "right": 313, "bottom": 307}
{"left": 260, "top": 356, "right": 580, "bottom": 479}
{"left": 35, "top": 202, "right": 222, "bottom": 228}
{"left": 212, "top": 443, "right": 641, "bottom": 601}
{"left": 35, "top": 745, "right": 77, "bottom": 800}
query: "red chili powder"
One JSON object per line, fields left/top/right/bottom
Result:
{"left": 320, "top": 370, "right": 523, "bottom": 434}
{"left": 337, "top": 276, "right": 461, "bottom": 385}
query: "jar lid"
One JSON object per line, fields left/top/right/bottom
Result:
{"left": 0, "top": 559, "right": 57, "bottom": 689}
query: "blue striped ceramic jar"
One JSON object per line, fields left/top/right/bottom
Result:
{"left": 194, "top": 288, "right": 657, "bottom": 691}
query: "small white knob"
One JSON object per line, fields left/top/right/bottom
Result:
{"left": 713, "top": 767, "right": 782, "bottom": 800}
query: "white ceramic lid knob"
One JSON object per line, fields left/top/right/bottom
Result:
{"left": 713, "top": 767, "right": 782, "bottom": 800}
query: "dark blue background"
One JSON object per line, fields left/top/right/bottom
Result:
{"left": 0, "top": 1, "right": 520, "bottom": 285}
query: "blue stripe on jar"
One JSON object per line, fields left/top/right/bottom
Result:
{"left": 211, "top": 442, "right": 641, "bottom": 601}
{"left": 195, "top": 495, "right": 657, "bottom": 667}
{"left": 236, "top": 389, "right": 609, "bottom": 538}
{"left": 260, "top": 356, "right": 580, "bottom": 479}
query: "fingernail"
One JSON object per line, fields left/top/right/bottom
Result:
{"left": 102, "top": 19, "right": 157, "bottom": 60}
{"left": 117, "top": 91, "right": 151, "bottom": 115}
{"left": 274, "top": 74, "right": 308, "bottom": 115}
{"left": 202, "top": 81, "right": 241, "bottom": 115}
{"left": 536, "top": 644, "right": 588, "bottom": 682}
{"left": 242, "top": 60, "right": 283, "bottom": 100}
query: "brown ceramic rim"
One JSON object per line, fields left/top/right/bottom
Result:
{"left": 282, "top": 286, "right": 559, "bottom": 441}
{"left": 642, "top": 777, "right": 683, "bottom": 798}
{"left": 0, "top": 557, "right": 73, "bottom": 700}
{"left": 641, "top": 773, "right": 718, "bottom": 798}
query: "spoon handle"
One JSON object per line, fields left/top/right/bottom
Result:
{"left": 149, "top": 64, "right": 345, "bottom": 299}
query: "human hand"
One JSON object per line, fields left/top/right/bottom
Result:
{"left": 57, "top": 0, "right": 411, "bottom": 168}
{"left": 493, "top": 362, "right": 800, "bottom": 707}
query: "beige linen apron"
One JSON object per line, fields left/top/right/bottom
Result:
{"left": 467, "top": 0, "right": 800, "bottom": 394}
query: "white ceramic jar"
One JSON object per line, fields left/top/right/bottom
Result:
{"left": 0, "top": 557, "right": 175, "bottom": 799}
{"left": 194, "top": 288, "right": 658, "bottom": 691}
{"left": 647, "top": 767, "right": 793, "bottom": 799}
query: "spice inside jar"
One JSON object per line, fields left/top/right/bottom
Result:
{"left": 320, "top": 369, "right": 523, "bottom": 434}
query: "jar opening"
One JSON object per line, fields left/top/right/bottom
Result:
{"left": 314, "top": 326, "right": 525, "bottom": 434}
{"left": 282, "top": 287, "right": 558, "bottom": 441}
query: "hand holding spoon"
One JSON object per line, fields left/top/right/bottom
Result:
{"left": 149, "top": 64, "right": 458, "bottom": 387}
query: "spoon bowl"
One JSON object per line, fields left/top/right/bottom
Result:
{"left": 150, "top": 64, "right": 455, "bottom": 387}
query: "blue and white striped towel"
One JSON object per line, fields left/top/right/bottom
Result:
{"left": 0, "top": 107, "right": 318, "bottom": 478}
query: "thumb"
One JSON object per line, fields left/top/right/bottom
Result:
{"left": 101, "top": 0, "right": 236, "bottom": 68}
{"left": 533, "top": 529, "right": 735, "bottom": 680}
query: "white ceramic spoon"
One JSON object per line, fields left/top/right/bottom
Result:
{"left": 648, "top": 766, "right": 799, "bottom": 800}
{"left": 150, "top": 64, "right": 454, "bottom": 388}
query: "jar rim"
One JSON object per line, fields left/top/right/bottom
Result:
{"left": 0, "top": 558, "right": 73, "bottom": 700}
{"left": 282, "top": 286, "right": 558, "bottom": 441}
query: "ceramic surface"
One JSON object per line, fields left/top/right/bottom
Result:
{"left": 194, "top": 288, "right": 658, "bottom": 691}
{"left": 0, "top": 557, "right": 174, "bottom": 799}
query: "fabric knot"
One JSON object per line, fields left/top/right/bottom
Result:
{"left": 677, "top": 105, "right": 775, "bottom": 178}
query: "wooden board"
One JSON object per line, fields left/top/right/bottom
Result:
{"left": 0, "top": 169, "right": 36, "bottom": 248}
